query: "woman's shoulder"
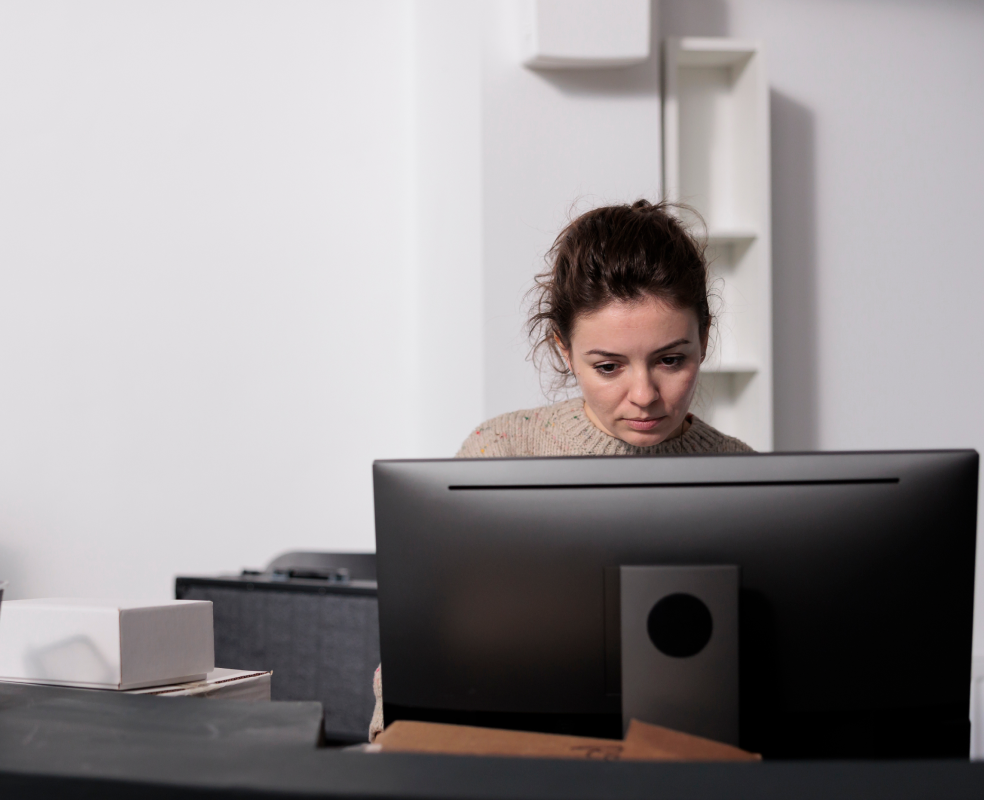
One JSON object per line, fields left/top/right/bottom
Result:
{"left": 454, "top": 398, "right": 580, "bottom": 458}
{"left": 683, "top": 415, "right": 756, "bottom": 454}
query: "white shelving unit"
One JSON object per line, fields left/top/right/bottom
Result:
{"left": 663, "top": 37, "right": 773, "bottom": 451}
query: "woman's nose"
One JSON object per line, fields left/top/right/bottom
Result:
{"left": 628, "top": 369, "right": 659, "bottom": 407}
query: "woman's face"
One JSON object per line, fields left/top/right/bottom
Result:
{"left": 560, "top": 296, "right": 705, "bottom": 447}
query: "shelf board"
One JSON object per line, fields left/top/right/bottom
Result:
{"left": 700, "top": 361, "right": 759, "bottom": 375}
{"left": 706, "top": 228, "right": 758, "bottom": 246}
{"left": 676, "top": 38, "right": 759, "bottom": 68}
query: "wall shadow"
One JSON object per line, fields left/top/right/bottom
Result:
{"left": 0, "top": 540, "right": 26, "bottom": 600}
{"left": 770, "top": 90, "right": 820, "bottom": 451}
{"left": 659, "top": 0, "right": 730, "bottom": 38}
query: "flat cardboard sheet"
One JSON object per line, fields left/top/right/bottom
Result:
{"left": 127, "top": 668, "right": 272, "bottom": 701}
{"left": 375, "top": 718, "right": 760, "bottom": 762}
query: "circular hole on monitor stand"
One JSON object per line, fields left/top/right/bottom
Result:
{"left": 647, "top": 593, "right": 713, "bottom": 658}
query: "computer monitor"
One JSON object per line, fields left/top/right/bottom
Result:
{"left": 373, "top": 451, "right": 978, "bottom": 759}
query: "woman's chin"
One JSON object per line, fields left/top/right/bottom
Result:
{"left": 615, "top": 418, "right": 686, "bottom": 447}
{"left": 618, "top": 427, "right": 670, "bottom": 447}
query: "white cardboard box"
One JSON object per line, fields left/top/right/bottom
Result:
{"left": 0, "top": 598, "right": 214, "bottom": 690}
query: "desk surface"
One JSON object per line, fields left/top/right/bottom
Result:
{"left": 2, "top": 683, "right": 984, "bottom": 800}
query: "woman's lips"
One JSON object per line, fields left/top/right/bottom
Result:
{"left": 624, "top": 417, "right": 664, "bottom": 431}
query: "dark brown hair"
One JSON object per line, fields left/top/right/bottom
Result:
{"left": 527, "top": 199, "right": 711, "bottom": 386}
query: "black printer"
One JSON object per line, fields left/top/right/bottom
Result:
{"left": 176, "top": 552, "right": 378, "bottom": 743}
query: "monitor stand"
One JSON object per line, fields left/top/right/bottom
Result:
{"left": 619, "top": 564, "right": 739, "bottom": 745}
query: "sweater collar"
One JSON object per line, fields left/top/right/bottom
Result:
{"left": 554, "top": 398, "right": 710, "bottom": 456}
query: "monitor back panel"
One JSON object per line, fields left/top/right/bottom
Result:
{"left": 373, "top": 451, "right": 978, "bottom": 757}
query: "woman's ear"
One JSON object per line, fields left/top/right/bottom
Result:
{"left": 700, "top": 317, "right": 711, "bottom": 362}
{"left": 554, "top": 334, "right": 574, "bottom": 375}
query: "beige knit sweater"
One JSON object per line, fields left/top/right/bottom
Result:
{"left": 368, "top": 396, "right": 753, "bottom": 740}
{"left": 455, "top": 397, "right": 753, "bottom": 458}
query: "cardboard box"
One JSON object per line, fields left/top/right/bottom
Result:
{"left": 375, "top": 719, "right": 761, "bottom": 762}
{"left": 0, "top": 598, "right": 214, "bottom": 690}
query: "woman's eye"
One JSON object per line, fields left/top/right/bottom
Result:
{"left": 594, "top": 363, "right": 620, "bottom": 375}
{"left": 659, "top": 355, "right": 685, "bottom": 368}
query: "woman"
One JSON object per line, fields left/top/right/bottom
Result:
{"left": 369, "top": 198, "right": 752, "bottom": 740}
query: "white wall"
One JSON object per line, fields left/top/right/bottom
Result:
{"left": 661, "top": 0, "right": 984, "bottom": 650}
{"left": 0, "top": 0, "right": 442, "bottom": 601}
{"left": 409, "top": 1, "right": 485, "bottom": 457}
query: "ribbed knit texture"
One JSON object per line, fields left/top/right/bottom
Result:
{"left": 455, "top": 397, "right": 753, "bottom": 457}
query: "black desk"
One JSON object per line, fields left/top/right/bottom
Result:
{"left": 2, "top": 683, "right": 984, "bottom": 799}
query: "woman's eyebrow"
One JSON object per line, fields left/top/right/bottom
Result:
{"left": 584, "top": 339, "right": 690, "bottom": 359}
{"left": 651, "top": 338, "right": 690, "bottom": 354}
{"left": 584, "top": 349, "right": 625, "bottom": 358}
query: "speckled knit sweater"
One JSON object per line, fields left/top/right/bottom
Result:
{"left": 368, "top": 397, "right": 753, "bottom": 741}
{"left": 454, "top": 397, "right": 753, "bottom": 457}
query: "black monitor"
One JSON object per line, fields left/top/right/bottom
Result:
{"left": 373, "top": 451, "right": 978, "bottom": 759}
